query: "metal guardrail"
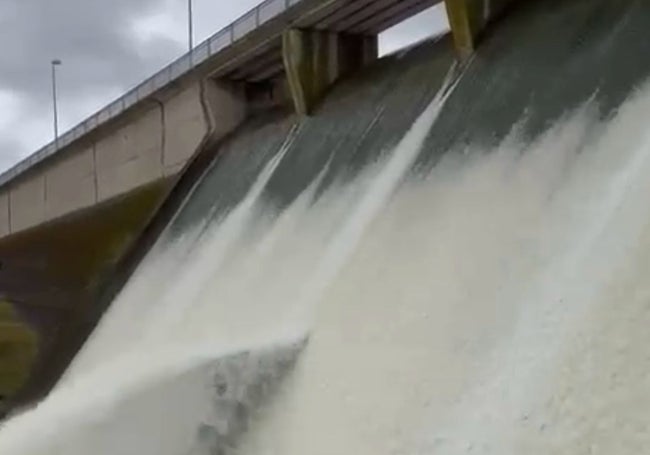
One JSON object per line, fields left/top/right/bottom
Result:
{"left": 0, "top": 0, "right": 305, "bottom": 187}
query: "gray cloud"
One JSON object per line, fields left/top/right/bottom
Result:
{"left": 0, "top": 0, "right": 182, "bottom": 105}
{"left": 0, "top": 0, "right": 189, "bottom": 168}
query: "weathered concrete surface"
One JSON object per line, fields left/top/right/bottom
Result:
{"left": 444, "top": 0, "right": 516, "bottom": 58}
{"left": 0, "top": 178, "right": 171, "bottom": 412}
{"left": 95, "top": 107, "right": 164, "bottom": 202}
{"left": 45, "top": 146, "right": 97, "bottom": 220}
{"left": 283, "top": 29, "right": 377, "bottom": 115}
{"left": 0, "top": 302, "right": 37, "bottom": 401}
{"left": 0, "top": 194, "right": 9, "bottom": 238}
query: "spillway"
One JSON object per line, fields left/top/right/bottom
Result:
{"left": 1, "top": 0, "right": 650, "bottom": 453}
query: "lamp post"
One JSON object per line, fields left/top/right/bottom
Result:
{"left": 188, "top": 0, "right": 194, "bottom": 52}
{"left": 51, "top": 59, "right": 62, "bottom": 150}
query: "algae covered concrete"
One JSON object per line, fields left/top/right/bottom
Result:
{"left": 282, "top": 29, "right": 377, "bottom": 116}
{"left": 0, "top": 178, "right": 172, "bottom": 413}
{"left": 0, "top": 302, "right": 37, "bottom": 402}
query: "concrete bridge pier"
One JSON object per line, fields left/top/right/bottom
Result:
{"left": 283, "top": 29, "right": 378, "bottom": 116}
{"left": 444, "top": 0, "right": 515, "bottom": 58}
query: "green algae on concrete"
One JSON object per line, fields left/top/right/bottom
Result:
{"left": 0, "top": 178, "right": 173, "bottom": 410}
{"left": 0, "top": 301, "right": 37, "bottom": 399}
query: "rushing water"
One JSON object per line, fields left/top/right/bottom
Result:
{"left": 2, "top": 67, "right": 650, "bottom": 453}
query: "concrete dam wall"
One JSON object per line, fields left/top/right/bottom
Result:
{"left": 1, "top": 0, "right": 649, "bottom": 421}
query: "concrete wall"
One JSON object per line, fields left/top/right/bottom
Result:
{"left": 0, "top": 194, "right": 9, "bottom": 238}
{"left": 204, "top": 81, "right": 247, "bottom": 151}
{"left": 163, "top": 84, "right": 204, "bottom": 175}
{"left": 95, "top": 107, "right": 163, "bottom": 202}
{"left": 46, "top": 146, "right": 97, "bottom": 219}
{"left": 0, "top": 80, "right": 245, "bottom": 237}
{"left": 163, "top": 81, "right": 245, "bottom": 175}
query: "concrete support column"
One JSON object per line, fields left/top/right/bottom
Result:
{"left": 444, "top": 0, "right": 516, "bottom": 59}
{"left": 201, "top": 79, "right": 247, "bottom": 145}
{"left": 162, "top": 79, "right": 246, "bottom": 176}
{"left": 283, "top": 29, "right": 378, "bottom": 116}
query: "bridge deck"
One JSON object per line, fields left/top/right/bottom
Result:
{"left": 226, "top": 0, "right": 441, "bottom": 83}
{"left": 0, "top": 0, "right": 441, "bottom": 188}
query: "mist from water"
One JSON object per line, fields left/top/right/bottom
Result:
{"left": 2, "top": 73, "right": 650, "bottom": 453}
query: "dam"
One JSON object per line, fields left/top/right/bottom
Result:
{"left": 0, "top": 0, "right": 508, "bottom": 409}
{"left": 1, "top": 0, "right": 650, "bottom": 452}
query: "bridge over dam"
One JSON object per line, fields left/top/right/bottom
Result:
{"left": 1, "top": 0, "right": 649, "bottom": 416}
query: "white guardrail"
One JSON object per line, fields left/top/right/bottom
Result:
{"left": 0, "top": 0, "right": 304, "bottom": 187}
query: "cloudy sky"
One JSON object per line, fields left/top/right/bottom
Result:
{"left": 0, "top": 0, "right": 447, "bottom": 172}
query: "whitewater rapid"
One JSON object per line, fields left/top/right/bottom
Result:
{"left": 2, "top": 73, "right": 650, "bottom": 453}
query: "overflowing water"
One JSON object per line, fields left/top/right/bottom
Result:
{"left": 2, "top": 67, "right": 650, "bottom": 453}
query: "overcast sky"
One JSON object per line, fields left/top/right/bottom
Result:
{"left": 0, "top": 0, "right": 447, "bottom": 172}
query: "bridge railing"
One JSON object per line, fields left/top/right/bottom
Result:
{"left": 0, "top": 0, "right": 305, "bottom": 187}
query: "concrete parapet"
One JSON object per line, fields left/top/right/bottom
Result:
{"left": 444, "top": 0, "right": 515, "bottom": 58}
{"left": 283, "top": 29, "right": 378, "bottom": 116}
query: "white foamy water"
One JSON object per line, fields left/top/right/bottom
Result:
{"left": 2, "top": 75, "right": 650, "bottom": 454}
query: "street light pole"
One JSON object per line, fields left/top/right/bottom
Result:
{"left": 188, "top": 0, "right": 194, "bottom": 52}
{"left": 51, "top": 59, "right": 62, "bottom": 150}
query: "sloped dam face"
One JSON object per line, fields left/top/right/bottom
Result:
{"left": 2, "top": 0, "right": 650, "bottom": 453}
